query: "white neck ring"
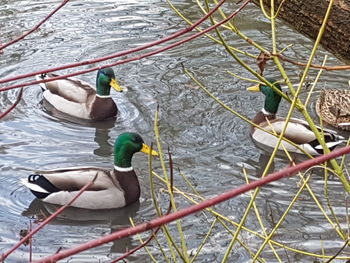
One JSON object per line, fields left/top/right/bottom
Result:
{"left": 262, "top": 108, "right": 274, "bottom": 115}
{"left": 96, "top": 94, "right": 112, "bottom": 98}
{"left": 114, "top": 165, "right": 133, "bottom": 172}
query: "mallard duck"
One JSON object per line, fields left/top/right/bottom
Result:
{"left": 37, "top": 67, "right": 123, "bottom": 120}
{"left": 247, "top": 80, "right": 345, "bottom": 155}
{"left": 316, "top": 88, "right": 350, "bottom": 131}
{"left": 22, "top": 132, "right": 158, "bottom": 210}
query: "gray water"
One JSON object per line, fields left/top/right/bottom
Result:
{"left": 1, "top": 0, "right": 350, "bottom": 262}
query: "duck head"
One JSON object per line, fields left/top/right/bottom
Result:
{"left": 114, "top": 132, "right": 158, "bottom": 168}
{"left": 96, "top": 67, "right": 123, "bottom": 96}
{"left": 247, "top": 79, "right": 282, "bottom": 114}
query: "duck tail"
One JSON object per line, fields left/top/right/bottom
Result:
{"left": 308, "top": 130, "right": 347, "bottom": 154}
{"left": 313, "top": 139, "right": 347, "bottom": 153}
{"left": 338, "top": 122, "right": 350, "bottom": 128}
{"left": 35, "top": 74, "right": 48, "bottom": 91}
{"left": 22, "top": 174, "right": 60, "bottom": 199}
{"left": 315, "top": 140, "right": 345, "bottom": 149}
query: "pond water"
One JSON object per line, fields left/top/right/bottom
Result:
{"left": 1, "top": 0, "right": 350, "bottom": 262}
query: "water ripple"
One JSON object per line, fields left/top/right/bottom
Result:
{"left": 1, "top": 1, "right": 349, "bottom": 262}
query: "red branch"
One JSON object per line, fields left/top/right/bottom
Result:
{"left": 0, "top": 174, "right": 97, "bottom": 262}
{"left": 29, "top": 221, "right": 32, "bottom": 263}
{"left": 0, "top": 88, "right": 23, "bottom": 119}
{"left": 0, "top": 0, "right": 233, "bottom": 85}
{"left": 34, "top": 145, "right": 350, "bottom": 263}
{"left": 0, "top": 0, "right": 70, "bottom": 51}
{"left": 0, "top": 0, "right": 252, "bottom": 92}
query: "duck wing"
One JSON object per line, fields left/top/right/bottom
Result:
{"left": 262, "top": 117, "right": 345, "bottom": 154}
{"left": 23, "top": 167, "right": 126, "bottom": 209}
{"left": 43, "top": 188, "right": 126, "bottom": 210}
{"left": 37, "top": 73, "right": 96, "bottom": 103}
{"left": 34, "top": 167, "right": 118, "bottom": 190}
{"left": 265, "top": 118, "right": 317, "bottom": 144}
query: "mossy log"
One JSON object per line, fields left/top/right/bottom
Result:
{"left": 252, "top": 0, "right": 350, "bottom": 64}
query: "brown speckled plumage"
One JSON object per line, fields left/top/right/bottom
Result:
{"left": 316, "top": 89, "right": 350, "bottom": 131}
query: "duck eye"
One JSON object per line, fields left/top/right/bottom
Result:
{"left": 132, "top": 135, "right": 143, "bottom": 144}
{"left": 131, "top": 137, "right": 140, "bottom": 144}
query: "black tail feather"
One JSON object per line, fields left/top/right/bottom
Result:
{"left": 28, "top": 174, "right": 60, "bottom": 199}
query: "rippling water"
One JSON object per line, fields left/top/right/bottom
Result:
{"left": 1, "top": 0, "right": 349, "bottom": 262}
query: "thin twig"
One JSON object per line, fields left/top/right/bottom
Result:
{"left": 29, "top": 221, "right": 32, "bottom": 263}
{"left": 154, "top": 106, "right": 188, "bottom": 261}
{"left": 154, "top": 166, "right": 350, "bottom": 260}
{"left": 0, "top": 0, "right": 241, "bottom": 86}
{"left": 0, "top": 88, "right": 23, "bottom": 119}
{"left": 1, "top": 173, "right": 98, "bottom": 262}
{"left": 276, "top": 53, "right": 350, "bottom": 71}
{"left": 0, "top": 0, "right": 70, "bottom": 51}
{"left": 347, "top": 195, "right": 350, "bottom": 237}
{"left": 33, "top": 145, "right": 350, "bottom": 263}
{"left": 325, "top": 239, "right": 350, "bottom": 263}
{"left": 111, "top": 149, "right": 175, "bottom": 262}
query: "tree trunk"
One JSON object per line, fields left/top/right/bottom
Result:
{"left": 252, "top": 0, "right": 350, "bottom": 64}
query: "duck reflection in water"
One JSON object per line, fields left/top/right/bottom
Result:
{"left": 22, "top": 198, "right": 140, "bottom": 254}
{"left": 42, "top": 101, "right": 116, "bottom": 157}
{"left": 94, "top": 127, "right": 114, "bottom": 157}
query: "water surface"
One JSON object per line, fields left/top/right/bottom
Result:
{"left": 1, "top": 0, "right": 349, "bottom": 262}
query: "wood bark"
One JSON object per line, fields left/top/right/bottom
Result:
{"left": 252, "top": 0, "right": 350, "bottom": 64}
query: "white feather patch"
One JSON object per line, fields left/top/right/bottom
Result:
{"left": 338, "top": 122, "right": 350, "bottom": 126}
{"left": 252, "top": 130, "right": 300, "bottom": 152}
{"left": 290, "top": 117, "right": 343, "bottom": 136}
{"left": 264, "top": 120, "right": 316, "bottom": 142}
{"left": 315, "top": 141, "right": 344, "bottom": 150}
{"left": 43, "top": 91, "right": 90, "bottom": 119}
{"left": 21, "top": 178, "right": 49, "bottom": 193}
{"left": 252, "top": 129, "right": 320, "bottom": 155}
{"left": 96, "top": 94, "right": 112, "bottom": 98}
{"left": 262, "top": 108, "right": 274, "bottom": 115}
{"left": 114, "top": 165, "right": 133, "bottom": 172}
{"left": 35, "top": 75, "right": 47, "bottom": 90}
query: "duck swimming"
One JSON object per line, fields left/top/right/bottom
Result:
{"left": 316, "top": 87, "right": 350, "bottom": 131}
{"left": 247, "top": 79, "right": 345, "bottom": 155}
{"left": 22, "top": 132, "right": 158, "bottom": 209}
{"left": 37, "top": 67, "right": 123, "bottom": 120}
